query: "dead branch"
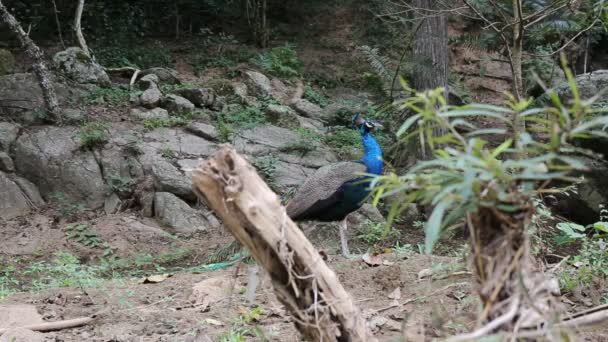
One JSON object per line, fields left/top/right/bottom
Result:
{"left": 0, "top": 315, "right": 96, "bottom": 334}
{"left": 191, "top": 146, "right": 376, "bottom": 342}
{"left": 129, "top": 69, "right": 141, "bottom": 89}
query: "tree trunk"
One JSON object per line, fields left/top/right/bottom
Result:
{"left": 411, "top": 0, "right": 449, "bottom": 159}
{"left": 0, "top": 0, "right": 61, "bottom": 122}
{"left": 74, "top": 0, "right": 89, "bottom": 56}
{"left": 51, "top": 0, "right": 65, "bottom": 48}
{"left": 192, "top": 147, "right": 376, "bottom": 342}
{"left": 511, "top": 0, "right": 524, "bottom": 101}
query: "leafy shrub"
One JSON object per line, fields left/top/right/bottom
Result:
{"left": 253, "top": 155, "right": 279, "bottom": 191}
{"left": 220, "top": 106, "right": 266, "bottom": 129}
{"left": 49, "top": 192, "right": 87, "bottom": 220}
{"left": 83, "top": 86, "right": 131, "bottom": 106}
{"left": 304, "top": 85, "right": 328, "bottom": 107}
{"left": 77, "top": 121, "right": 111, "bottom": 149}
{"left": 356, "top": 220, "right": 400, "bottom": 246}
{"left": 207, "top": 78, "right": 234, "bottom": 96}
{"left": 252, "top": 43, "right": 302, "bottom": 79}
{"left": 64, "top": 224, "right": 103, "bottom": 248}
{"left": 107, "top": 174, "right": 132, "bottom": 194}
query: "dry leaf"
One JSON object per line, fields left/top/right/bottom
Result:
{"left": 140, "top": 274, "right": 171, "bottom": 284}
{"left": 387, "top": 287, "right": 401, "bottom": 300}
{"left": 417, "top": 268, "right": 433, "bottom": 279}
{"left": 362, "top": 252, "right": 382, "bottom": 267}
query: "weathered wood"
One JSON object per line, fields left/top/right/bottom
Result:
{"left": 191, "top": 146, "right": 376, "bottom": 342}
{"left": 74, "top": 0, "right": 90, "bottom": 56}
{"left": 0, "top": 0, "right": 61, "bottom": 122}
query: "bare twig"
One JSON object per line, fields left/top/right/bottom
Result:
{"left": 444, "top": 298, "right": 520, "bottom": 342}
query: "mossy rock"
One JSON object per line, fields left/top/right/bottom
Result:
{"left": 0, "top": 49, "right": 15, "bottom": 75}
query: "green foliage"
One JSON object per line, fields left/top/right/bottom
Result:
{"left": 94, "top": 41, "right": 174, "bottom": 69}
{"left": 77, "top": 121, "right": 111, "bottom": 149}
{"left": 324, "top": 128, "right": 362, "bottom": 158}
{"left": 220, "top": 106, "right": 266, "bottom": 130}
{"left": 356, "top": 220, "right": 400, "bottom": 246}
{"left": 83, "top": 86, "right": 131, "bottom": 106}
{"left": 252, "top": 43, "right": 302, "bottom": 79}
{"left": 0, "top": 49, "right": 15, "bottom": 75}
{"left": 49, "top": 192, "right": 87, "bottom": 220}
{"left": 107, "top": 174, "right": 132, "bottom": 193}
{"left": 142, "top": 111, "right": 200, "bottom": 131}
{"left": 190, "top": 48, "right": 254, "bottom": 76}
{"left": 304, "top": 85, "right": 328, "bottom": 107}
{"left": 160, "top": 147, "right": 176, "bottom": 159}
{"left": 63, "top": 224, "right": 103, "bottom": 248}
{"left": 253, "top": 154, "right": 279, "bottom": 190}
{"left": 370, "top": 58, "right": 608, "bottom": 254}
{"left": 207, "top": 77, "right": 234, "bottom": 96}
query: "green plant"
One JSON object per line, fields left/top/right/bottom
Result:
{"left": 83, "top": 86, "right": 131, "bottom": 106}
{"left": 64, "top": 224, "right": 103, "bottom": 248}
{"left": 160, "top": 147, "right": 176, "bottom": 159}
{"left": 252, "top": 43, "right": 302, "bottom": 79}
{"left": 304, "top": 85, "right": 328, "bottom": 107}
{"left": 253, "top": 155, "right": 279, "bottom": 190}
{"left": 324, "top": 128, "right": 362, "bottom": 158}
{"left": 220, "top": 106, "right": 266, "bottom": 129}
{"left": 356, "top": 220, "right": 400, "bottom": 246}
{"left": 49, "top": 192, "right": 87, "bottom": 220}
{"left": 107, "top": 174, "right": 132, "bottom": 193}
{"left": 77, "top": 121, "right": 111, "bottom": 149}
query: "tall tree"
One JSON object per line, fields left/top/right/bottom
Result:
{"left": 411, "top": 0, "right": 449, "bottom": 159}
{"left": 74, "top": 0, "right": 90, "bottom": 55}
{"left": 0, "top": 0, "right": 61, "bottom": 122}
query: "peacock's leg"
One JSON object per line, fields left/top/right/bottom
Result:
{"left": 339, "top": 217, "right": 350, "bottom": 257}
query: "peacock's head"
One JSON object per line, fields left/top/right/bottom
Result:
{"left": 352, "top": 114, "right": 382, "bottom": 134}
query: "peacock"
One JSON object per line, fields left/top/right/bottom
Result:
{"left": 286, "top": 114, "right": 384, "bottom": 257}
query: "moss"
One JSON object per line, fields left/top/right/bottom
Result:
{"left": 75, "top": 50, "right": 92, "bottom": 63}
{"left": 0, "top": 49, "right": 15, "bottom": 75}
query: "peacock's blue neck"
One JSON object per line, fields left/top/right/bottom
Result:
{"left": 360, "top": 131, "right": 383, "bottom": 175}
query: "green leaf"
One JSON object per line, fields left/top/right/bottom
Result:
{"left": 556, "top": 222, "right": 586, "bottom": 240}
{"left": 593, "top": 222, "right": 608, "bottom": 234}
{"left": 424, "top": 199, "right": 452, "bottom": 254}
{"left": 491, "top": 139, "right": 512, "bottom": 159}
{"left": 396, "top": 114, "right": 422, "bottom": 137}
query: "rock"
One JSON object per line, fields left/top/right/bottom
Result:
{"left": 149, "top": 158, "right": 194, "bottom": 200}
{"left": 292, "top": 99, "right": 322, "bottom": 119}
{"left": 265, "top": 104, "right": 300, "bottom": 129}
{"left": 104, "top": 193, "right": 122, "bottom": 215}
{"left": 349, "top": 203, "right": 385, "bottom": 226}
{"left": 0, "top": 48, "right": 15, "bottom": 75}
{"left": 140, "top": 67, "right": 181, "bottom": 85}
{"left": 13, "top": 126, "right": 106, "bottom": 208}
{"left": 273, "top": 161, "right": 315, "bottom": 189}
{"left": 0, "top": 171, "right": 31, "bottom": 219}
{"left": 173, "top": 88, "right": 215, "bottom": 108}
{"left": 162, "top": 94, "right": 195, "bottom": 114}
{"left": 270, "top": 78, "right": 292, "bottom": 103}
{"left": 232, "top": 82, "right": 248, "bottom": 100}
{"left": 185, "top": 122, "right": 219, "bottom": 141}
{"left": 551, "top": 69, "right": 608, "bottom": 103}
{"left": 0, "top": 122, "right": 19, "bottom": 151}
{"left": 0, "top": 152, "right": 14, "bottom": 172}
{"left": 62, "top": 108, "right": 86, "bottom": 123}
{"left": 0, "top": 328, "right": 44, "bottom": 342}
{"left": 143, "top": 128, "right": 217, "bottom": 157}
{"left": 297, "top": 115, "right": 325, "bottom": 132}
{"left": 0, "top": 73, "right": 75, "bottom": 124}
{"left": 140, "top": 86, "right": 163, "bottom": 108}
{"left": 13, "top": 176, "right": 45, "bottom": 207}
{"left": 137, "top": 73, "right": 159, "bottom": 90}
{"left": 154, "top": 192, "right": 209, "bottom": 233}
{"left": 130, "top": 107, "right": 169, "bottom": 120}
{"left": 53, "top": 47, "right": 110, "bottom": 86}
{"left": 244, "top": 70, "right": 272, "bottom": 97}
{"left": 233, "top": 124, "right": 337, "bottom": 168}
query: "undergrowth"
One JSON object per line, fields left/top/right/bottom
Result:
{"left": 252, "top": 43, "right": 302, "bottom": 79}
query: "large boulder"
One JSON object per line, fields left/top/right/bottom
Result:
{"left": 0, "top": 73, "right": 75, "bottom": 123}
{"left": 0, "top": 171, "right": 31, "bottom": 219}
{"left": 149, "top": 158, "right": 194, "bottom": 200}
{"left": 292, "top": 99, "right": 322, "bottom": 119}
{"left": 13, "top": 126, "right": 106, "bottom": 208}
{"left": 550, "top": 69, "right": 608, "bottom": 103}
{"left": 172, "top": 88, "right": 215, "bottom": 108}
{"left": 0, "top": 48, "right": 15, "bottom": 75}
{"left": 233, "top": 124, "right": 337, "bottom": 168}
{"left": 244, "top": 71, "right": 272, "bottom": 97}
{"left": 53, "top": 47, "right": 110, "bottom": 86}
{"left": 139, "top": 68, "right": 181, "bottom": 85}
{"left": 161, "top": 94, "right": 195, "bottom": 114}
{"left": 0, "top": 122, "right": 19, "bottom": 151}
{"left": 154, "top": 192, "right": 210, "bottom": 233}
{"left": 139, "top": 86, "right": 163, "bottom": 108}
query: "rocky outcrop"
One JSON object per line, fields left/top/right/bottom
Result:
{"left": 0, "top": 73, "right": 75, "bottom": 123}
{"left": 130, "top": 107, "right": 169, "bottom": 120}
{"left": 292, "top": 99, "right": 322, "bottom": 119}
{"left": 0, "top": 122, "right": 19, "bottom": 151}
{"left": 154, "top": 192, "right": 210, "bottom": 233}
{"left": 13, "top": 126, "right": 106, "bottom": 208}
{"left": 140, "top": 86, "right": 163, "bottom": 108}
{"left": 53, "top": 47, "right": 110, "bottom": 86}
{"left": 140, "top": 68, "right": 181, "bottom": 85}
{"left": 185, "top": 122, "right": 220, "bottom": 141}
{"left": 137, "top": 74, "right": 159, "bottom": 90}
{"left": 551, "top": 69, "right": 608, "bottom": 103}
{"left": 0, "top": 152, "right": 14, "bottom": 172}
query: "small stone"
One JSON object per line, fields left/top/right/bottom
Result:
{"left": 140, "top": 86, "right": 163, "bottom": 108}
{"left": 173, "top": 88, "right": 215, "bottom": 108}
{"left": 0, "top": 152, "right": 14, "bottom": 172}
{"left": 185, "top": 122, "right": 219, "bottom": 141}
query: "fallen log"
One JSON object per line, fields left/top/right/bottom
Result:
{"left": 191, "top": 146, "right": 376, "bottom": 342}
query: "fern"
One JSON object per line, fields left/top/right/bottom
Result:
{"left": 358, "top": 45, "right": 394, "bottom": 84}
